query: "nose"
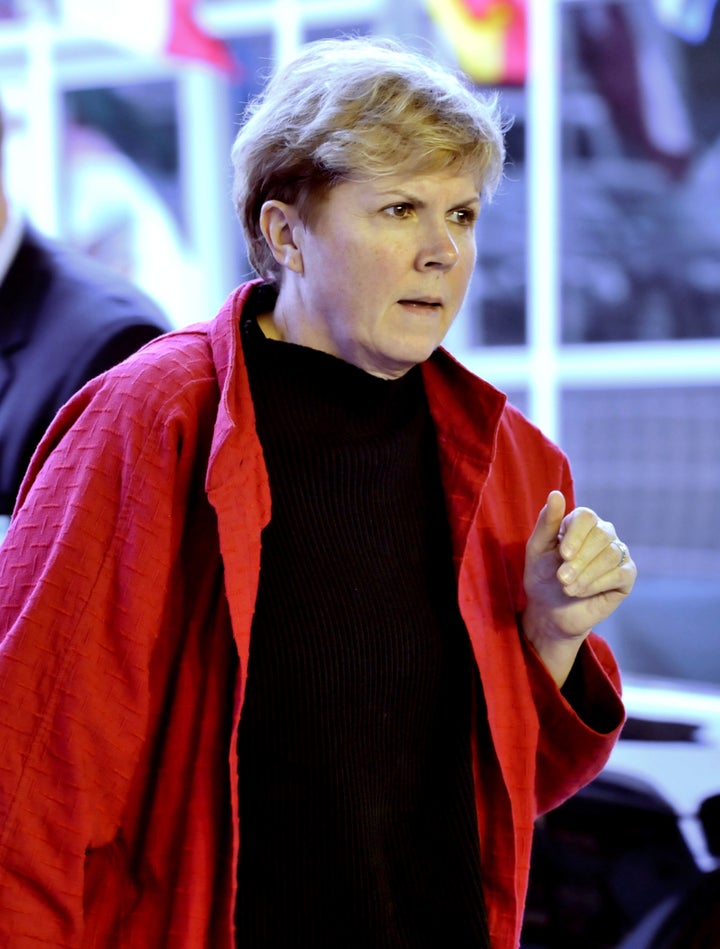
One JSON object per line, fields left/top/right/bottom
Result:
{"left": 415, "top": 221, "right": 460, "bottom": 271}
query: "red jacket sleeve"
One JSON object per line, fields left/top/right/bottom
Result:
{"left": 526, "top": 457, "right": 625, "bottom": 816}
{"left": 525, "top": 632, "right": 625, "bottom": 816}
{"left": 0, "top": 352, "right": 203, "bottom": 946}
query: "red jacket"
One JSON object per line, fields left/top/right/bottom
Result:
{"left": 0, "top": 281, "right": 624, "bottom": 948}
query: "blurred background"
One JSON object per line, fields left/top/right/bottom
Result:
{"left": 1, "top": 1, "right": 718, "bottom": 945}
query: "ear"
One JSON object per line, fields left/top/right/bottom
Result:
{"left": 259, "top": 200, "right": 305, "bottom": 274}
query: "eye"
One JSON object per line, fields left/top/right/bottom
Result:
{"left": 448, "top": 207, "right": 478, "bottom": 227}
{"left": 383, "top": 203, "right": 414, "bottom": 219}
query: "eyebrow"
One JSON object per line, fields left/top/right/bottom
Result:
{"left": 375, "top": 189, "right": 481, "bottom": 208}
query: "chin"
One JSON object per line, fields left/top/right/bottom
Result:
{"left": 378, "top": 346, "right": 437, "bottom": 377}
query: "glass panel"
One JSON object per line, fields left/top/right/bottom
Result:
{"left": 61, "top": 82, "right": 187, "bottom": 321}
{"left": 503, "top": 387, "right": 529, "bottom": 416}
{"left": 562, "top": 385, "right": 720, "bottom": 573}
{"left": 560, "top": 1, "right": 720, "bottom": 343}
{"left": 303, "top": 22, "right": 375, "bottom": 43}
{"left": 562, "top": 384, "right": 720, "bottom": 684}
{"left": 0, "top": 0, "right": 21, "bottom": 18}
{"left": 63, "top": 82, "right": 180, "bottom": 228}
{"left": 472, "top": 86, "right": 527, "bottom": 347}
{"left": 227, "top": 33, "right": 274, "bottom": 119}
{"left": 225, "top": 32, "right": 274, "bottom": 281}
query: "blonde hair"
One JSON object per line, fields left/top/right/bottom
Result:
{"left": 231, "top": 36, "right": 507, "bottom": 283}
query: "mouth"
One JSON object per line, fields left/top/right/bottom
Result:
{"left": 398, "top": 298, "right": 443, "bottom": 311}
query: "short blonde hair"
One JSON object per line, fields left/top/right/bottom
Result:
{"left": 231, "top": 36, "right": 508, "bottom": 283}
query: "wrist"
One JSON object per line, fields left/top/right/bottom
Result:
{"left": 520, "top": 608, "right": 589, "bottom": 687}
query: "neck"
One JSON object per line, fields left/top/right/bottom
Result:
{"left": 257, "top": 310, "right": 282, "bottom": 341}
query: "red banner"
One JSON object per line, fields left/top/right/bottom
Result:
{"left": 167, "top": 0, "right": 238, "bottom": 75}
{"left": 426, "top": 0, "right": 527, "bottom": 85}
{"left": 61, "top": 0, "right": 237, "bottom": 75}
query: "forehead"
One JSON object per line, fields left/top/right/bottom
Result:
{"left": 333, "top": 168, "right": 483, "bottom": 204}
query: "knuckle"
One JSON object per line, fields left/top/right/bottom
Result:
{"left": 589, "top": 522, "right": 610, "bottom": 545}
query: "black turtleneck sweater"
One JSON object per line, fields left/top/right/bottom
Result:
{"left": 235, "top": 300, "right": 489, "bottom": 948}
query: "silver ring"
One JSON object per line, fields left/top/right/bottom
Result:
{"left": 614, "top": 540, "right": 629, "bottom": 567}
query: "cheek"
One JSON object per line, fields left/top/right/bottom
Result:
{"left": 345, "top": 246, "right": 401, "bottom": 293}
{"left": 461, "top": 231, "right": 477, "bottom": 265}
{"left": 366, "top": 240, "right": 412, "bottom": 281}
{"left": 457, "top": 242, "right": 477, "bottom": 285}
{"left": 330, "top": 234, "right": 384, "bottom": 275}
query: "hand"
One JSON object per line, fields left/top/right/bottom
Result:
{"left": 520, "top": 490, "right": 637, "bottom": 685}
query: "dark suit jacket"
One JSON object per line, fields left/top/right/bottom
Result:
{"left": 0, "top": 226, "right": 171, "bottom": 515}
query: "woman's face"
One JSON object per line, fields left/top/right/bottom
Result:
{"left": 268, "top": 167, "right": 481, "bottom": 379}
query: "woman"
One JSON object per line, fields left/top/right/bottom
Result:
{"left": 0, "top": 37, "right": 633, "bottom": 949}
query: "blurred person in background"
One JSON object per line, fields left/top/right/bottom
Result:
{"left": 0, "top": 38, "right": 634, "bottom": 949}
{"left": 0, "top": 102, "right": 170, "bottom": 538}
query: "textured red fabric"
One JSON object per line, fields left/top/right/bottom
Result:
{"left": 0, "top": 281, "right": 623, "bottom": 948}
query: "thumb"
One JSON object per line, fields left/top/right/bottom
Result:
{"left": 527, "top": 490, "right": 566, "bottom": 557}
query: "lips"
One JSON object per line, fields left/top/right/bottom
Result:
{"left": 398, "top": 298, "right": 442, "bottom": 308}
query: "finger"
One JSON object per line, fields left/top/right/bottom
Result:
{"left": 561, "top": 536, "right": 636, "bottom": 597}
{"left": 556, "top": 511, "right": 615, "bottom": 587}
{"left": 527, "top": 490, "right": 566, "bottom": 558}
{"left": 583, "top": 538, "right": 630, "bottom": 579}
{"left": 591, "top": 538, "right": 636, "bottom": 593}
{"left": 611, "top": 539, "right": 630, "bottom": 569}
{"left": 557, "top": 507, "right": 608, "bottom": 559}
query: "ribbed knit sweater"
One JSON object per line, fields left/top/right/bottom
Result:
{"left": 236, "top": 307, "right": 489, "bottom": 948}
